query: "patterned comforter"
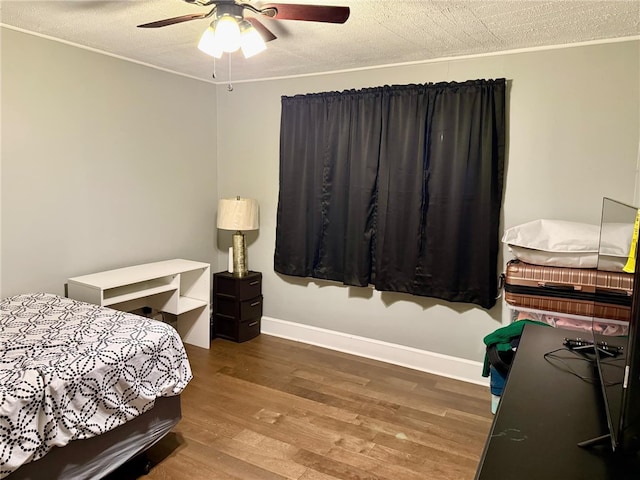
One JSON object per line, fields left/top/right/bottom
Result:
{"left": 0, "top": 293, "right": 193, "bottom": 478}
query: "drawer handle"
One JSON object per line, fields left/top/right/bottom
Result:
{"left": 250, "top": 301, "right": 261, "bottom": 307}
{"left": 248, "top": 321, "right": 258, "bottom": 327}
{"left": 249, "top": 281, "right": 260, "bottom": 286}
{"left": 217, "top": 313, "right": 234, "bottom": 319}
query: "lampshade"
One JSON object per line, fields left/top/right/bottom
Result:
{"left": 215, "top": 15, "right": 241, "bottom": 53}
{"left": 217, "top": 197, "right": 259, "bottom": 231}
{"left": 240, "top": 20, "right": 267, "bottom": 58}
{"left": 198, "top": 26, "right": 223, "bottom": 58}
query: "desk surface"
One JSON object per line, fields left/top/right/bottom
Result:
{"left": 475, "top": 323, "right": 640, "bottom": 480}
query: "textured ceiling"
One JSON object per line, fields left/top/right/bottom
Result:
{"left": 1, "top": 0, "right": 639, "bottom": 84}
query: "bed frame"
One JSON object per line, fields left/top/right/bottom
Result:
{"left": 6, "top": 395, "right": 181, "bottom": 480}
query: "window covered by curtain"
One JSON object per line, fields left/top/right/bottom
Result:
{"left": 274, "top": 79, "right": 506, "bottom": 309}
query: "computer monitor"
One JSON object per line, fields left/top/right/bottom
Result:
{"left": 590, "top": 197, "right": 640, "bottom": 453}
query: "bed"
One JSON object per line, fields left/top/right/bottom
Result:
{"left": 0, "top": 292, "right": 192, "bottom": 479}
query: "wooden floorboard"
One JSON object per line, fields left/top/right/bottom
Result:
{"left": 110, "top": 334, "right": 493, "bottom": 480}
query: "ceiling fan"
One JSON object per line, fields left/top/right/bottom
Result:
{"left": 138, "top": 0, "right": 350, "bottom": 58}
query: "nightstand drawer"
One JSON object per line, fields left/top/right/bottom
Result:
{"left": 214, "top": 315, "right": 261, "bottom": 343}
{"left": 238, "top": 317, "right": 261, "bottom": 342}
{"left": 240, "top": 295, "right": 262, "bottom": 319}
{"left": 216, "top": 295, "right": 262, "bottom": 321}
{"left": 215, "top": 272, "right": 262, "bottom": 300}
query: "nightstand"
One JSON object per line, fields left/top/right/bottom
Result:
{"left": 213, "top": 271, "right": 262, "bottom": 342}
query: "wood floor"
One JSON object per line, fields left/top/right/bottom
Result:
{"left": 113, "top": 334, "right": 493, "bottom": 480}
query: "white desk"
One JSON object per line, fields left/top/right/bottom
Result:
{"left": 68, "top": 259, "right": 211, "bottom": 349}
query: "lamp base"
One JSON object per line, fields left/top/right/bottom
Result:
{"left": 232, "top": 231, "right": 248, "bottom": 277}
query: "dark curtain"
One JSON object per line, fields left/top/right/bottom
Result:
{"left": 274, "top": 79, "right": 506, "bottom": 309}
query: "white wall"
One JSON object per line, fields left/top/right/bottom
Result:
{"left": 215, "top": 40, "right": 640, "bottom": 363}
{"left": 1, "top": 28, "right": 219, "bottom": 296}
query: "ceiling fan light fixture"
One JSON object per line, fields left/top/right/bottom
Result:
{"left": 214, "top": 14, "right": 241, "bottom": 53}
{"left": 197, "top": 25, "right": 223, "bottom": 58}
{"left": 240, "top": 21, "right": 266, "bottom": 58}
{"left": 139, "top": 2, "right": 350, "bottom": 62}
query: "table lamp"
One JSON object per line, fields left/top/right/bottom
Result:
{"left": 217, "top": 196, "right": 259, "bottom": 277}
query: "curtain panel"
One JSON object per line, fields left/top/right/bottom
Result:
{"left": 274, "top": 79, "right": 506, "bottom": 309}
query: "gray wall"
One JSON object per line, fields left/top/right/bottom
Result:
{"left": 1, "top": 28, "right": 638, "bottom": 365}
{"left": 215, "top": 40, "right": 640, "bottom": 363}
{"left": 1, "top": 28, "right": 219, "bottom": 296}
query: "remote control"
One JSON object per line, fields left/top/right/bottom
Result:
{"left": 563, "top": 337, "right": 623, "bottom": 355}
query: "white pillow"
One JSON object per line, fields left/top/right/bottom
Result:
{"left": 502, "top": 219, "right": 600, "bottom": 253}
{"left": 507, "top": 245, "right": 598, "bottom": 269}
{"left": 502, "top": 219, "right": 632, "bottom": 271}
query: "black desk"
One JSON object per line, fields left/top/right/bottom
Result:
{"left": 475, "top": 323, "right": 640, "bottom": 480}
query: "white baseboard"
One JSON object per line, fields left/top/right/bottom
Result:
{"left": 261, "top": 316, "right": 489, "bottom": 386}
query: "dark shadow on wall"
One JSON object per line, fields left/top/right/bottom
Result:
{"left": 275, "top": 272, "right": 504, "bottom": 323}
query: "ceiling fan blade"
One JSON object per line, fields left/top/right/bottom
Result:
{"left": 260, "top": 3, "right": 350, "bottom": 23}
{"left": 245, "top": 17, "right": 278, "bottom": 42}
{"left": 137, "top": 12, "right": 209, "bottom": 28}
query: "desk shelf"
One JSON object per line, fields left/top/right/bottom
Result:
{"left": 102, "top": 279, "right": 177, "bottom": 306}
{"left": 176, "top": 296, "right": 209, "bottom": 315}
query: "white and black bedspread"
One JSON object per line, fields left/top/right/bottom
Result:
{"left": 0, "top": 293, "right": 193, "bottom": 478}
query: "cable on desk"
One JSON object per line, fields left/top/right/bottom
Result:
{"left": 543, "top": 347, "right": 624, "bottom": 386}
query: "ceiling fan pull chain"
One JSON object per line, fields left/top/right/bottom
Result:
{"left": 227, "top": 54, "right": 233, "bottom": 92}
